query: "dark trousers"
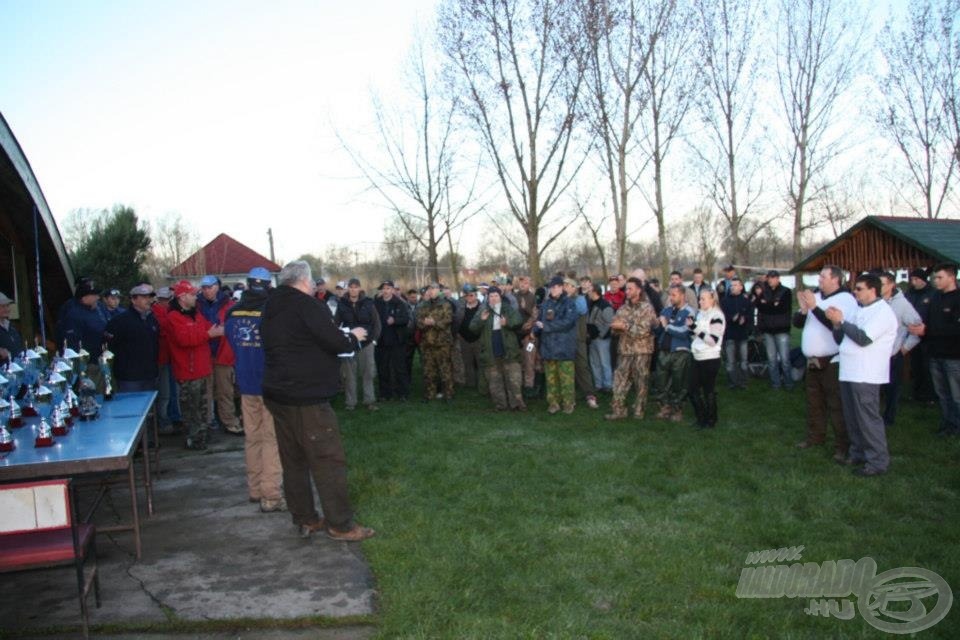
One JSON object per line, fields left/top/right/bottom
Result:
{"left": 882, "top": 352, "right": 904, "bottom": 426}
{"left": 265, "top": 400, "right": 354, "bottom": 531}
{"left": 840, "top": 381, "right": 889, "bottom": 472}
{"left": 910, "top": 344, "right": 935, "bottom": 401}
{"left": 804, "top": 361, "right": 847, "bottom": 454}
{"left": 689, "top": 358, "right": 721, "bottom": 397}
{"left": 376, "top": 343, "right": 410, "bottom": 399}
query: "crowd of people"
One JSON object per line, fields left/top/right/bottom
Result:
{"left": 2, "top": 258, "right": 957, "bottom": 540}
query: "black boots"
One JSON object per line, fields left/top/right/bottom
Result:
{"left": 704, "top": 392, "right": 718, "bottom": 429}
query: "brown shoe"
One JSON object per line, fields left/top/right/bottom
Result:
{"left": 656, "top": 405, "right": 672, "bottom": 419}
{"left": 547, "top": 403, "right": 560, "bottom": 414}
{"left": 669, "top": 408, "right": 684, "bottom": 422}
{"left": 562, "top": 404, "right": 575, "bottom": 414}
{"left": 299, "top": 519, "right": 326, "bottom": 538}
{"left": 326, "top": 524, "right": 376, "bottom": 542}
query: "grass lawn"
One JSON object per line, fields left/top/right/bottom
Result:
{"left": 339, "top": 365, "right": 959, "bottom": 639}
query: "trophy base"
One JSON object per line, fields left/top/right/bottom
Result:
{"left": 52, "top": 426, "right": 68, "bottom": 436}
{"left": 34, "top": 436, "right": 54, "bottom": 447}
{"left": 0, "top": 441, "right": 14, "bottom": 452}
{"left": 7, "top": 417, "right": 23, "bottom": 428}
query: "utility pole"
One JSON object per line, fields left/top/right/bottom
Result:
{"left": 267, "top": 228, "right": 276, "bottom": 263}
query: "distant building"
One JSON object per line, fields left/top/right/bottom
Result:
{"left": 169, "top": 233, "right": 281, "bottom": 285}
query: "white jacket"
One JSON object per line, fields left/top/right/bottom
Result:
{"left": 691, "top": 306, "right": 726, "bottom": 361}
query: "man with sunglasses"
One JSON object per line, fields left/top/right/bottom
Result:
{"left": 825, "top": 273, "right": 898, "bottom": 476}
{"left": 105, "top": 283, "right": 161, "bottom": 393}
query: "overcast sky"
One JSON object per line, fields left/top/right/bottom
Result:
{"left": 0, "top": 0, "right": 438, "bottom": 264}
{"left": 1, "top": 0, "right": 934, "bottom": 271}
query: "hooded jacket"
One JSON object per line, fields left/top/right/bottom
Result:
{"left": 536, "top": 293, "right": 577, "bottom": 361}
{"left": 165, "top": 299, "right": 213, "bottom": 382}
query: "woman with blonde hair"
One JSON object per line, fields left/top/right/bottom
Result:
{"left": 688, "top": 289, "right": 726, "bottom": 429}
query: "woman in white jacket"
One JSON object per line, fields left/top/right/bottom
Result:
{"left": 688, "top": 290, "right": 726, "bottom": 428}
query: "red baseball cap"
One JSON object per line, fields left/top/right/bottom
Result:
{"left": 173, "top": 280, "right": 197, "bottom": 297}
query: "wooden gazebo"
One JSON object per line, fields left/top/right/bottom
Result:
{"left": 791, "top": 216, "right": 960, "bottom": 279}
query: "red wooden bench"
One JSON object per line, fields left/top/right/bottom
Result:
{"left": 0, "top": 478, "right": 101, "bottom": 638}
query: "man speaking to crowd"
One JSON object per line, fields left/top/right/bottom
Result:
{"left": 261, "top": 260, "right": 375, "bottom": 542}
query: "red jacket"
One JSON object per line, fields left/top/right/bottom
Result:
{"left": 604, "top": 289, "right": 626, "bottom": 311}
{"left": 152, "top": 301, "right": 171, "bottom": 366}
{"left": 213, "top": 300, "right": 235, "bottom": 366}
{"left": 165, "top": 306, "right": 213, "bottom": 382}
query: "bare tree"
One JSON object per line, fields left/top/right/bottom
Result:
{"left": 142, "top": 212, "right": 199, "bottom": 281}
{"left": 775, "top": 0, "right": 865, "bottom": 262}
{"left": 878, "top": 0, "right": 958, "bottom": 218}
{"left": 938, "top": 1, "right": 960, "bottom": 171}
{"left": 692, "top": 0, "right": 766, "bottom": 265}
{"left": 340, "top": 35, "right": 482, "bottom": 283}
{"left": 637, "top": 0, "right": 697, "bottom": 281}
{"left": 439, "top": 0, "right": 588, "bottom": 284}
{"left": 572, "top": 192, "right": 609, "bottom": 281}
{"left": 580, "top": 0, "right": 674, "bottom": 275}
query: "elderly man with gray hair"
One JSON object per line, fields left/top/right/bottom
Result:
{"left": 261, "top": 260, "right": 375, "bottom": 542}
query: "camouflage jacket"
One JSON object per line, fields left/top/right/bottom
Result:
{"left": 614, "top": 298, "right": 656, "bottom": 355}
{"left": 416, "top": 298, "right": 453, "bottom": 347}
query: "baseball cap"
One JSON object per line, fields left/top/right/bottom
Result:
{"left": 767, "top": 269, "right": 780, "bottom": 278}
{"left": 563, "top": 277, "right": 577, "bottom": 287}
{"left": 200, "top": 275, "right": 218, "bottom": 287}
{"left": 379, "top": 280, "right": 396, "bottom": 290}
{"left": 909, "top": 268, "right": 927, "bottom": 280}
{"left": 462, "top": 283, "right": 476, "bottom": 294}
{"left": 103, "top": 288, "right": 121, "bottom": 297}
{"left": 336, "top": 281, "right": 346, "bottom": 289}
{"left": 156, "top": 287, "right": 172, "bottom": 299}
{"left": 247, "top": 267, "right": 271, "bottom": 282}
{"left": 348, "top": 278, "right": 361, "bottom": 287}
{"left": 75, "top": 277, "right": 97, "bottom": 298}
{"left": 487, "top": 286, "right": 502, "bottom": 296}
{"left": 315, "top": 277, "right": 326, "bottom": 286}
{"left": 173, "top": 280, "right": 198, "bottom": 297}
{"left": 548, "top": 275, "right": 564, "bottom": 287}
{"left": 129, "top": 284, "right": 155, "bottom": 297}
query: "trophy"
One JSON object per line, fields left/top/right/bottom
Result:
{"left": 65, "top": 387, "right": 81, "bottom": 418}
{"left": 35, "top": 383, "right": 53, "bottom": 411}
{"left": 77, "top": 375, "right": 99, "bottom": 421}
{"left": 100, "top": 347, "right": 115, "bottom": 401}
{"left": 6, "top": 395, "right": 22, "bottom": 428}
{"left": 59, "top": 399, "right": 73, "bottom": 427}
{"left": 35, "top": 418, "right": 54, "bottom": 447}
{"left": 33, "top": 340, "right": 49, "bottom": 367}
{"left": 21, "top": 384, "right": 38, "bottom": 417}
{"left": 0, "top": 423, "right": 13, "bottom": 452}
{"left": 51, "top": 407, "right": 68, "bottom": 436}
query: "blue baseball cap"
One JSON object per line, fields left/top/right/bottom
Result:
{"left": 200, "top": 275, "right": 218, "bottom": 287}
{"left": 247, "top": 267, "right": 271, "bottom": 281}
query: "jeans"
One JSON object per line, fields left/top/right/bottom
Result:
{"left": 929, "top": 357, "right": 960, "bottom": 434}
{"left": 723, "top": 339, "right": 749, "bottom": 388}
{"left": 762, "top": 332, "right": 792, "bottom": 389}
{"left": 588, "top": 338, "right": 613, "bottom": 391}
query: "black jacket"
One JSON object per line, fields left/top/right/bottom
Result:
{"left": 261, "top": 285, "right": 359, "bottom": 405}
{"left": 106, "top": 306, "right": 160, "bottom": 382}
{"left": 925, "top": 288, "right": 960, "bottom": 359}
{"left": 374, "top": 295, "right": 410, "bottom": 347}
{"left": 754, "top": 283, "right": 792, "bottom": 334}
{"left": 720, "top": 293, "right": 753, "bottom": 341}
{"left": 335, "top": 293, "right": 380, "bottom": 347}
{"left": 905, "top": 284, "right": 934, "bottom": 323}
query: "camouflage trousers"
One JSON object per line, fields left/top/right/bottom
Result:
{"left": 179, "top": 376, "right": 210, "bottom": 442}
{"left": 422, "top": 344, "right": 455, "bottom": 399}
{"left": 654, "top": 350, "right": 692, "bottom": 408}
{"left": 452, "top": 339, "right": 465, "bottom": 385}
{"left": 544, "top": 360, "right": 575, "bottom": 410}
{"left": 610, "top": 353, "right": 652, "bottom": 417}
{"left": 486, "top": 360, "right": 524, "bottom": 410}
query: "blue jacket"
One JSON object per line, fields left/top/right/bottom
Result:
{"left": 105, "top": 306, "right": 159, "bottom": 382}
{"left": 198, "top": 290, "right": 232, "bottom": 356}
{"left": 56, "top": 298, "right": 108, "bottom": 358}
{"left": 659, "top": 303, "right": 695, "bottom": 352}
{"left": 536, "top": 293, "right": 578, "bottom": 360}
{"left": 225, "top": 288, "right": 269, "bottom": 395}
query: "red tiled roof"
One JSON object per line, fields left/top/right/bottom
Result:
{"left": 169, "top": 233, "right": 281, "bottom": 277}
